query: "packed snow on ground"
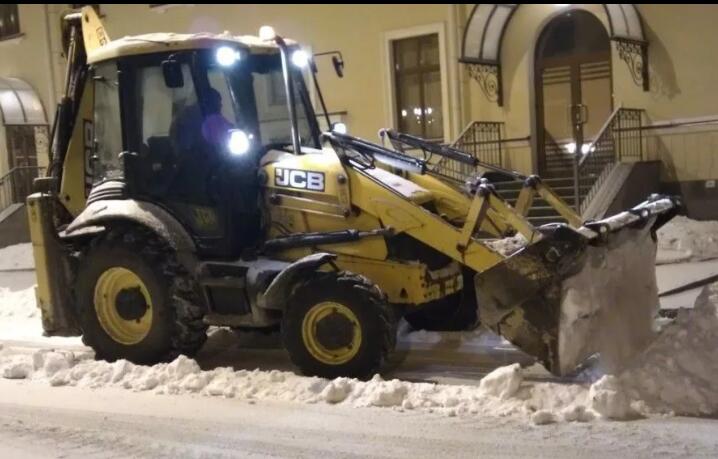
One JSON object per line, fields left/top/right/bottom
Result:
{"left": 0, "top": 280, "right": 80, "bottom": 346}
{"left": 656, "top": 216, "right": 718, "bottom": 264}
{"left": 0, "top": 242, "right": 34, "bottom": 271}
{"left": 1, "top": 281, "right": 717, "bottom": 425}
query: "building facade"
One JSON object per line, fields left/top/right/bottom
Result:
{"left": 0, "top": 4, "right": 716, "bottom": 217}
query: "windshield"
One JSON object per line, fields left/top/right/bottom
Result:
{"left": 128, "top": 47, "right": 320, "bottom": 187}
{"left": 219, "top": 51, "right": 320, "bottom": 151}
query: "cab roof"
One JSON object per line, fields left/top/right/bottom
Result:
{"left": 87, "top": 32, "right": 293, "bottom": 64}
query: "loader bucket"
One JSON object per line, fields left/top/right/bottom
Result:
{"left": 475, "top": 197, "right": 678, "bottom": 376}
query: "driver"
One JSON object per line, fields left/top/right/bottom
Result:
{"left": 200, "top": 88, "right": 234, "bottom": 147}
{"left": 169, "top": 87, "right": 234, "bottom": 154}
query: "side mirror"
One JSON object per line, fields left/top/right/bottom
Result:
{"left": 162, "top": 56, "right": 184, "bottom": 88}
{"left": 313, "top": 51, "right": 345, "bottom": 78}
{"left": 332, "top": 55, "right": 344, "bottom": 78}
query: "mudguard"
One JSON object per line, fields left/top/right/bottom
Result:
{"left": 62, "top": 199, "right": 197, "bottom": 269}
{"left": 260, "top": 252, "right": 337, "bottom": 310}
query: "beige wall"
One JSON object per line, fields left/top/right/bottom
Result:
{"left": 99, "top": 4, "right": 457, "bottom": 142}
{"left": 464, "top": 4, "right": 718, "bottom": 181}
{"left": 0, "top": 4, "right": 67, "bottom": 178}
{"left": 1, "top": 4, "right": 717, "bottom": 184}
{"left": 0, "top": 4, "right": 462, "bottom": 177}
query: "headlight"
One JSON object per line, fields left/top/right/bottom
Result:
{"left": 331, "top": 122, "right": 347, "bottom": 134}
{"left": 291, "top": 49, "right": 310, "bottom": 68}
{"left": 228, "top": 129, "right": 251, "bottom": 155}
{"left": 216, "top": 46, "right": 241, "bottom": 67}
{"left": 259, "top": 25, "right": 276, "bottom": 41}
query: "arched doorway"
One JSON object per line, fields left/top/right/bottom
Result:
{"left": 535, "top": 10, "right": 612, "bottom": 177}
{"left": 0, "top": 77, "right": 48, "bottom": 204}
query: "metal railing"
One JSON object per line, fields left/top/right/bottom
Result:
{"left": 431, "top": 121, "right": 505, "bottom": 183}
{"left": 453, "top": 121, "right": 503, "bottom": 165}
{"left": 541, "top": 131, "right": 575, "bottom": 177}
{"left": 577, "top": 108, "right": 643, "bottom": 213}
{"left": 0, "top": 166, "right": 46, "bottom": 215}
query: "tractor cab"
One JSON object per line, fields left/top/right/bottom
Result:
{"left": 87, "top": 34, "right": 322, "bottom": 257}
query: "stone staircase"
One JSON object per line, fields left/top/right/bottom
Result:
{"left": 490, "top": 177, "right": 586, "bottom": 225}
{"left": 448, "top": 108, "right": 645, "bottom": 225}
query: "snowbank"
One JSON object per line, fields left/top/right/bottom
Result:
{"left": 0, "top": 281, "right": 80, "bottom": 345}
{"left": 1, "top": 222, "right": 717, "bottom": 425}
{"left": 656, "top": 216, "right": 718, "bottom": 264}
{"left": 0, "top": 242, "right": 34, "bottom": 271}
{"left": 608, "top": 281, "right": 718, "bottom": 416}
{"left": 2, "top": 279, "right": 715, "bottom": 425}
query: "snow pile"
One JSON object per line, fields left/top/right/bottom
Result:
{"left": 0, "top": 281, "right": 80, "bottom": 345}
{"left": 1, "top": 282, "right": 716, "bottom": 425}
{"left": 656, "top": 216, "right": 718, "bottom": 264}
{"left": 0, "top": 242, "right": 34, "bottom": 271}
{"left": 484, "top": 233, "right": 527, "bottom": 256}
{"left": 2, "top": 284, "right": 717, "bottom": 425}
{"left": 608, "top": 281, "right": 718, "bottom": 416}
{"left": 0, "top": 351, "right": 525, "bottom": 417}
{"left": 0, "top": 351, "right": 596, "bottom": 424}
{"left": 0, "top": 286, "right": 38, "bottom": 322}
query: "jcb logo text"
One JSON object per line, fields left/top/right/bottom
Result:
{"left": 275, "top": 168, "right": 325, "bottom": 192}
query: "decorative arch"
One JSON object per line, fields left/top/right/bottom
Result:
{"left": 0, "top": 77, "right": 47, "bottom": 126}
{"left": 460, "top": 4, "right": 649, "bottom": 106}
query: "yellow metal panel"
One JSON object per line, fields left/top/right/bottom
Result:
{"left": 60, "top": 79, "right": 93, "bottom": 217}
{"left": 514, "top": 186, "right": 534, "bottom": 216}
{"left": 26, "top": 195, "right": 51, "bottom": 319}
{"left": 406, "top": 172, "right": 506, "bottom": 237}
{"left": 535, "top": 182, "right": 583, "bottom": 228}
{"left": 349, "top": 168, "right": 505, "bottom": 272}
{"left": 335, "top": 256, "right": 463, "bottom": 305}
{"left": 80, "top": 6, "right": 111, "bottom": 54}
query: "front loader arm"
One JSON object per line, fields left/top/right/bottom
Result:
{"left": 348, "top": 167, "right": 507, "bottom": 273}
{"left": 348, "top": 159, "right": 678, "bottom": 376}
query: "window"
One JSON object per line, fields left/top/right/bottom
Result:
{"left": 250, "top": 63, "right": 316, "bottom": 148}
{"left": 0, "top": 5, "right": 20, "bottom": 40}
{"left": 392, "top": 33, "right": 443, "bottom": 140}
{"left": 93, "top": 63, "right": 123, "bottom": 183}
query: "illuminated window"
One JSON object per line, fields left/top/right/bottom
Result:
{"left": 0, "top": 5, "right": 20, "bottom": 40}
{"left": 392, "top": 33, "right": 443, "bottom": 140}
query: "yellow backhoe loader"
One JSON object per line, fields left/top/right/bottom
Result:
{"left": 27, "top": 7, "right": 678, "bottom": 379}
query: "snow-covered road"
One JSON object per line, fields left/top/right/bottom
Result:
{"left": 2, "top": 380, "right": 717, "bottom": 458}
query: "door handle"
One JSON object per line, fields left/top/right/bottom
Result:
{"left": 579, "top": 104, "right": 588, "bottom": 125}
{"left": 568, "top": 104, "right": 588, "bottom": 126}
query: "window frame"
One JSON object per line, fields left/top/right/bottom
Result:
{"left": 384, "top": 23, "right": 450, "bottom": 142}
{"left": 392, "top": 33, "right": 443, "bottom": 140}
{"left": 91, "top": 61, "right": 128, "bottom": 185}
{"left": 0, "top": 5, "right": 21, "bottom": 41}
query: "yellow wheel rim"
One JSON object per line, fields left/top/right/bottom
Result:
{"left": 94, "top": 267, "right": 153, "bottom": 345}
{"left": 301, "top": 301, "right": 362, "bottom": 365}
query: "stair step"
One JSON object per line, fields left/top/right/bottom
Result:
{"left": 527, "top": 206, "right": 568, "bottom": 217}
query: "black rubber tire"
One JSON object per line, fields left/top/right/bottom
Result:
{"left": 403, "top": 269, "right": 479, "bottom": 331}
{"left": 74, "top": 228, "right": 207, "bottom": 364}
{"left": 282, "top": 271, "right": 397, "bottom": 380}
